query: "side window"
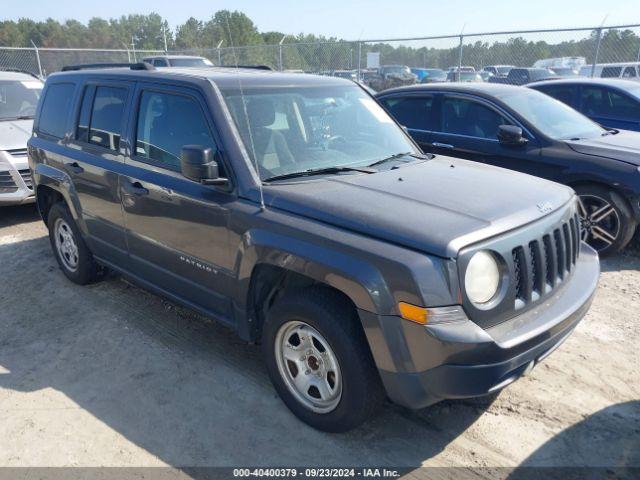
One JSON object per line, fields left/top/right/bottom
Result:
{"left": 608, "top": 90, "right": 640, "bottom": 119}
{"left": 442, "top": 97, "right": 511, "bottom": 139}
{"left": 623, "top": 67, "right": 637, "bottom": 78}
{"left": 381, "top": 96, "right": 436, "bottom": 131}
{"left": 601, "top": 67, "right": 622, "bottom": 78}
{"left": 135, "top": 91, "right": 216, "bottom": 171}
{"left": 38, "top": 83, "right": 75, "bottom": 139}
{"left": 153, "top": 59, "right": 168, "bottom": 67}
{"left": 79, "top": 86, "right": 128, "bottom": 150}
{"left": 580, "top": 86, "right": 606, "bottom": 115}
{"left": 538, "top": 85, "right": 575, "bottom": 106}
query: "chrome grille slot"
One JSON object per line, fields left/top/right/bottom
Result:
{"left": 543, "top": 234, "right": 555, "bottom": 288}
{"left": 529, "top": 240, "right": 543, "bottom": 297}
{"left": 0, "top": 171, "right": 18, "bottom": 192}
{"left": 554, "top": 229, "right": 565, "bottom": 281}
{"left": 19, "top": 169, "right": 33, "bottom": 189}
{"left": 513, "top": 247, "right": 525, "bottom": 303}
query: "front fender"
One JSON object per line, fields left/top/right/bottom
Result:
{"left": 235, "top": 228, "right": 395, "bottom": 317}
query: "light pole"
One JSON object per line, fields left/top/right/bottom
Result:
{"left": 217, "top": 40, "right": 224, "bottom": 65}
{"left": 279, "top": 35, "right": 287, "bottom": 71}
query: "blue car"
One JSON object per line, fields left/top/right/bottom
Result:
{"left": 529, "top": 78, "right": 640, "bottom": 132}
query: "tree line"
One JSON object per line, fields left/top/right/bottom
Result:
{"left": 1, "top": 11, "right": 639, "bottom": 72}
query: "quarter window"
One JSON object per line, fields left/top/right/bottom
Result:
{"left": 623, "top": 67, "right": 637, "bottom": 78}
{"left": 442, "top": 97, "right": 511, "bottom": 139}
{"left": 76, "top": 86, "right": 128, "bottom": 151}
{"left": 381, "top": 96, "right": 436, "bottom": 131}
{"left": 135, "top": 91, "right": 216, "bottom": 170}
{"left": 38, "top": 83, "right": 75, "bottom": 139}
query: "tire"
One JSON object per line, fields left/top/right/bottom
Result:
{"left": 575, "top": 184, "right": 637, "bottom": 256}
{"left": 262, "top": 287, "right": 385, "bottom": 432}
{"left": 47, "top": 202, "right": 102, "bottom": 285}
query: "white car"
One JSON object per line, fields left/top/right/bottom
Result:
{"left": 0, "top": 70, "right": 42, "bottom": 206}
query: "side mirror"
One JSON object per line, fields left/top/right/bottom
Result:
{"left": 498, "top": 125, "right": 528, "bottom": 146}
{"left": 180, "top": 145, "right": 228, "bottom": 186}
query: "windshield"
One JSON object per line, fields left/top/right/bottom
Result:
{"left": 220, "top": 84, "right": 419, "bottom": 180}
{"left": 168, "top": 57, "right": 213, "bottom": 67}
{"left": 495, "top": 88, "right": 605, "bottom": 140}
{"left": 497, "top": 67, "right": 513, "bottom": 75}
{"left": 0, "top": 79, "right": 42, "bottom": 120}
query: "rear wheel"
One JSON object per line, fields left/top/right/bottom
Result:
{"left": 47, "top": 203, "right": 102, "bottom": 284}
{"left": 575, "top": 185, "right": 636, "bottom": 256}
{"left": 262, "top": 287, "right": 384, "bottom": 432}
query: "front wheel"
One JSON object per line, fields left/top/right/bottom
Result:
{"left": 262, "top": 287, "right": 384, "bottom": 432}
{"left": 575, "top": 185, "right": 637, "bottom": 256}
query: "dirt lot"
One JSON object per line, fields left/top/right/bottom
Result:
{"left": 0, "top": 204, "right": 638, "bottom": 472}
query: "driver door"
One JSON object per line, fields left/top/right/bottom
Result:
{"left": 121, "top": 84, "right": 235, "bottom": 321}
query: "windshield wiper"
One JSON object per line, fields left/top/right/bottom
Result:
{"left": 367, "top": 152, "right": 428, "bottom": 168}
{"left": 263, "top": 165, "right": 376, "bottom": 183}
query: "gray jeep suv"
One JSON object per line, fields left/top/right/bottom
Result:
{"left": 0, "top": 70, "right": 42, "bottom": 205}
{"left": 29, "top": 64, "right": 600, "bottom": 432}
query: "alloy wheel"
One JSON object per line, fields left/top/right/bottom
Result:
{"left": 577, "top": 194, "right": 620, "bottom": 252}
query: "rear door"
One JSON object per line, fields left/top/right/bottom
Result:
{"left": 58, "top": 79, "right": 132, "bottom": 266}
{"left": 579, "top": 85, "right": 640, "bottom": 131}
{"left": 378, "top": 93, "right": 439, "bottom": 150}
{"left": 120, "top": 83, "right": 235, "bottom": 320}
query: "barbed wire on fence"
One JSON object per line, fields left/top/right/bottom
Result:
{"left": 2, "top": 23, "right": 640, "bottom": 80}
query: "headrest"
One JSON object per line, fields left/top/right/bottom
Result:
{"left": 247, "top": 98, "right": 276, "bottom": 127}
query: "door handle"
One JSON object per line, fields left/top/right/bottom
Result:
{"left": 432, "top": 142, "right": 455, "bottom": 149}
{"left": 122, "top": 181, "right": 149, "bottom": 197}
{"left": 65, "top": 162, "right": 84, "bottom": 174}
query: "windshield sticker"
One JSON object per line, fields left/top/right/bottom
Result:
{"left": 21, "top": 81, "right": 42, "bottom": 89}
{"left": 359, "top": 97, "right": 392, "bottom": 123}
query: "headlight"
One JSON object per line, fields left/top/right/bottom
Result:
{"left": 465, "top": 251, "right": 500, "bottom": 304}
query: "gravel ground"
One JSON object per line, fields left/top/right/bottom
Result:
{"left": 0, "top": 204, "right": 638, "bottom": 473}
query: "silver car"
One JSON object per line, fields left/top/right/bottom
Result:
{"left": 0, "top": 70, "right": 43, "bottom": 206}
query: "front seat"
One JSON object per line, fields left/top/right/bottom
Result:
{"left": 246, "top": 99, "right": 295, "bottom": 172}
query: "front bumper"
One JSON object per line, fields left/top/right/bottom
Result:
{"left": 360, "top": 243, "right": 600, "bottom": 409}
{"left": 0, "top": 155, "right": 34, "bottom": 206}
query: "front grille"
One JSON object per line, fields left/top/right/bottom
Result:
{"left": 459, "top": 200, "right": 583, "bottom": 329}
{"left": 511, "top": 213, "right": 581, "bottom": 310}
{"left": 19, "top": 169, "right": 33, "bottom": 189}
{"left": 0, "top": 171, "right": 18, "bottom": 193}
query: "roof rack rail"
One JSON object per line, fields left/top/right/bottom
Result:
{"left": 0, "top": 68, "right": 42, "bottom": 79}
{"left": 61, "top": 62, "right": 155, "bottom": 72}
{"left": 218, "top": 65, "right": 273, "bottom": 71}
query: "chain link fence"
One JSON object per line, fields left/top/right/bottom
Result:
{"left": 2, "top": 24, "right": 639, "bottom": 84}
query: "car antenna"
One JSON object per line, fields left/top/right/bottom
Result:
{"left": 225, "top": 15, "right": 266, "bottom": 212}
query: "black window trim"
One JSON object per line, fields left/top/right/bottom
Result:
{"left": 129, "top": 84, "right": 226, "bottom": 178}
{"left": 35, "top": 81, "right": 78, "bottom": 141}
{"left": 71, "top": 79, "right": 133, "bottom": 157}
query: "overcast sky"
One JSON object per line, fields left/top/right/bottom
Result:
{"left": 3, "top": 0, "right": 639, "bottom": 40}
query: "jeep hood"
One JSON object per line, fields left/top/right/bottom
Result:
{"left": 0, "top": 119, "right": 33, "bottom": 151}
{"left": 565, "top": 130, "right": 640, "bottom": 166}
{"left": 263, "top": 157, "right": 574, "bottom": 258}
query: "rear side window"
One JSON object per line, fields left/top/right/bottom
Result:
{"left": 38, "top": 83, "right": 75, "bottom": 139}
{"left": 135, "top": 91, "right": 216, "bottom": 170}
{"left": 381, "top": 96, "right": 436, "bottom": 131}
{"left": 601, "top": 67, "right": 622, "bottom": 78}
{"left": 623, "top": 67, "right": 637, "bottom": 78}
{"left": 536, "top": 85, "right": 575, "bottom": 106}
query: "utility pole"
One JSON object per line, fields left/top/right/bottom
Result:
{"left": 591, "top": 14, "right": 609, "bottom": 78}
